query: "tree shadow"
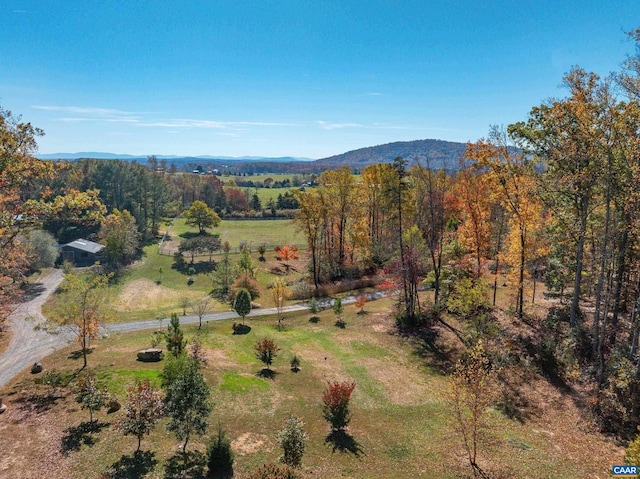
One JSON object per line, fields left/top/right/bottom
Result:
{"left": 20, "top": 283, "right": 48, "bottom": 302}
{"left": 68, "top": 348, "right": 93, "bottom": 360}
{"left": 163, "top": 450, "right": 207, "bottom": 479}
{"left": 325, "top": 430, "right": 365, "bottom": 457}
{"left": 257, "top": 368, "right": 278, "bottom": 380}
{"left": 60, "top": 420, "right": 110, "bottom": 455}
{"left": 104, "top": 450, "right": 157, "bottom": 479}
{"left": 14, "top": 392, "right": 65, "bottom": 413}
{"left": 171, "top": 260, "right": 216, "bottom": 275}
{"left": 232, "top": 323, "right": 251, "bottom": 335}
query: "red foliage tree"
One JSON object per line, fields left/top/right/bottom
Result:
{"left": 322, "top": 381, "right": 356, "bottom": 432}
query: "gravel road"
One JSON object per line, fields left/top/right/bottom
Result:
{"left": 0, "top": 270, "right": 384, "bottom": 389}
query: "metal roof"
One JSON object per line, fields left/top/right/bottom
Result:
{"left": 62, "top": 239, "right": 105, "bottom": 254}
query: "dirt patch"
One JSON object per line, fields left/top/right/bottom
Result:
{"left": 231, "top": 432, "right": 269, "bottom": 455}
{"left": 0, "top": 396, "right": 71, "bottom": 479}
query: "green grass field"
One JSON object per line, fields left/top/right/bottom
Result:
{"left": 0, "top": 300, "right": 620, "bottom": 479}
{"left": 166, "top": 217, "right": 303, "bottom": 250}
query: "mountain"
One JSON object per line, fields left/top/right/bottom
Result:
{"left": 316, "top": 139, "right": 468, "bottom": 169}
{"left": 36, "top": 152, "right": 314, "bottom": 162}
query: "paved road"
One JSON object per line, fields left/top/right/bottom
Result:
{"left": 0, "top": 271, "right": 386, "bottom": 389}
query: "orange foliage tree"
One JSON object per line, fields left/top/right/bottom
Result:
{"left": 48, "top": 272, "right": 112, "bottom": 368}
{"left": 275, "top": 244, "right": 299, "bottom": 271}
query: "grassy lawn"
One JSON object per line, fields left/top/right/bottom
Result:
{"left": 167, "top": 217, "right": 303, "bottom": 250}
{"left": 0, "top": 300, "right": 622, "bottom": 479}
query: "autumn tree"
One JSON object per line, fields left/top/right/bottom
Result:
{"left": 448, "top": 342, "right": 497, "bottom": 479}
{"left": 99, "top": 208, "right": 140, "bottom": 268}
{"left": 509, "top": 68, "right": 607, "bottom": 328}
{"left": 0, "top": 107, "right": 105, "bottom": 329}
{"left": 48, "top": 272, "right": 112, "bottom": 368}
{"left": 322, "top": 381, "right": 356, "bottom": 432}
{"left": 185, "top": 200, "right": 221, "bottom": 234}
{"left": 75, "top": 371, "right": 108, "bottom": 423}
{"left": 166, "top": 358, "right": 213, "bottom": 453}
{"left": 271, "top": 279, "right": 291, "bottom": 330}
{"left": 466, "top": 129, "right": 543, "bottom": 320}
{"left": 294, "top": 188, "right": 327, "bottom": 293}
{"left": 255, "top": 338, "right": 280, "bottom": 371}
{"left": 116, "top": 379, "right": 165, "bottom": 452}
{"left": 275, "top": 245, "right": 299, "bottom": 272}
{"left": 319, "top": 166, "right": 356, "bottom": 278}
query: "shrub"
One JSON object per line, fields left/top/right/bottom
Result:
{"left": 207, "top": 426, "right": 234, "bottom": 479}
{"left": 232, "top": 273, "right": 261, "bottom": 300}
{"left": 322, "top": 381, "right": 356, "bottom": 432}
{"left": 276, "top": 416, "right": 308, "bottom": 468}
{"left": 290, "top": 355, "right": 301, "bottom": 372}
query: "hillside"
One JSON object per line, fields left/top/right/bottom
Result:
{"left": 316, "top": 139, "right": 468, "bottom": 169}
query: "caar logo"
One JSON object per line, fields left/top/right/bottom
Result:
{"left": 612, "top": 465, "right": 638, "bottom": 476}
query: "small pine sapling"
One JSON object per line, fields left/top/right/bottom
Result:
{"left": 332, "top": 298, "right": 345, "bottom": 328}
{"left": 290, "top": 355, "right": 301, "bottom": 372}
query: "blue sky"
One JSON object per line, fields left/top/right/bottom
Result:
{"left": 1, "top": 1, "right": 639, "bottom": 159}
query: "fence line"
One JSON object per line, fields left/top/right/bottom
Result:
{"left": 158, "top": 241, "right": 307, "bottom": 257}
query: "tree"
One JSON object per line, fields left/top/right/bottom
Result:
{"left": 207, "top": 426, "right": 234, "bottom": 479}
{"left": 166, "top": 359, "right": 213, "bottom": 453}
{"left": 23, "top": 229, "right": 58, "bottom": 271}
{"left": 74, "top": 371, "right": 107, "bottom": 423}
{"left": 232, "top": 273, "right": 261, "bottom": 300}
{"left": 294, "top": 188, "right": 327, "bottom": 293}
{"left": 509, "top": 68, "right": 607, "bottom": 328}
{"left": 48, "top": 272, "right": 112, "bottom": 369}
{"left": 322, "top": 381, "right": 356, "bottom": 432}
{"left": 185, "top": 200, "right": 221, "bottom": 234}
{"left": 116, "top": 379, "right": 165, "bottom": 452}
{"left": 191, "top": 296, "right": 212, "bottom": 329}
{"left": 354, "top": 295, "right": 367, "bottom": 314}
{"left": 275, "top": 245, "right": 299, "bottom": 272}
{"left": 271, "top": 279, "right": 291, "bottom": 330}
{"left": 254, "top": 338, "right": 280, "bottom": 371}
{"left": 448, "top": 342, "right": 497, "bottom": 478}
{"left": 332, "top": 297, "right": 344, "bottom": 327}
{"left": 237, "top": 244, "right": 256, "bottom": 278}
{"left": 233, "top": 288, "right": 252, "bottom": 325}
{"left": 258, "top": 243, "right": 267, "bottom": 261}
{"left": 212, "top": 241, "right": 234, "bottom": 299}
{"left": 0, "top": 107, "right": 106, "bottom": 330}
{"left": 166, "top": 313, "right": 186, "bottom": 356}
{"left": 276, "top": 416, "right": 308, "bottom": 468}
{"left": 250, "top": 192, "right": 262, "bottom": 211}
{"left": 99, "top": 208, "right": 140, "bottom": 268}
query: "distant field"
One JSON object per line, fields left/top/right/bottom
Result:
{"left": 167, "top": 217, "right": 303, "bottom": 250}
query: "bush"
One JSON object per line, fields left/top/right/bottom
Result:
{"left": 276, "top": 416, "right": 308, "bottom": 468}
{"left": 207, "top": 426, "right": 234, "bottom": 479}
{"left": 322, "top": 381, "right": 356, "bottom": 432}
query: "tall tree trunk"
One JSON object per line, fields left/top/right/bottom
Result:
{"left": 570, "top": 197, "right": 589, "bottom": 329}
{"left": 593, "top": 177, "right": 612, "bottom": 356}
